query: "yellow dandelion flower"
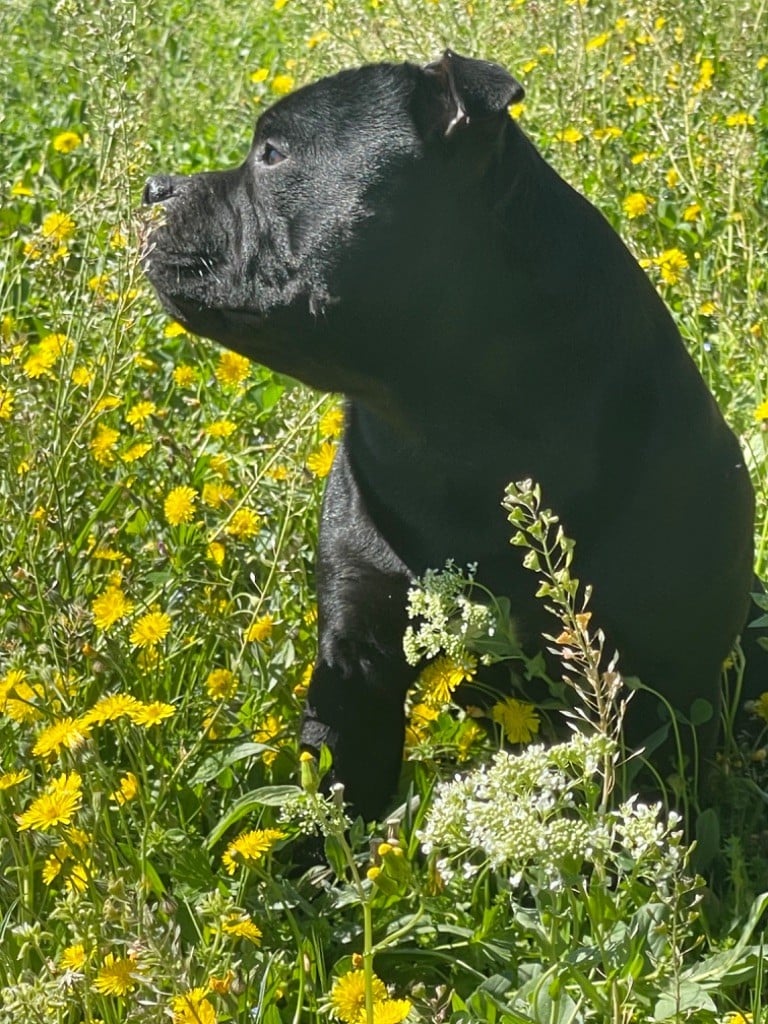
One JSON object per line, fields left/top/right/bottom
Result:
{"left": 80, "top": 692, "right": 143, "bottom": 726}
{"left": 221, "top": 913, "right": 263, "bottom": 944}
{"left": 122, "top": 441, "right": 153, "bottom": 462}
{"left": 171, "top": 988, "right": 217, "bottom": 1024}
{"left": 250, "top": 67, "right": 269, "bottom": 83}
{"left": 457, "top": 720, "right": 486, "bottom": 761}
{"left": 215, "top": 349, "right": 251, "bottom": 386}
{"left": 206, "top": 667, "right": 237, "bottom": 701}
{"left": 698, "top": 301, "right": 717, "bottom": 316}
{"left": 622, "top": 192, "right": 652, "bottom": 218}
{"left": 306, "top": 441, "right": 337, "bottom": 478}
{"left": 692, "top": 57, "right": 714, "bottom": 93}
{"left": 205, "top": 419, "right": 237, "bottom": 438}
{"left": 319, "top": 406, "right": 345, "bottom": 438}
{"left": 125, "top": 400, "right": 156, "bottom": 426}
{"left": 164, "top": 485, "right": 198, "bottom": 526}
{"left": 307, "top": 30, "right": 329, "bottom": 48}
{"left": 90, "top": 424, "right": 120, "bottom": 465}
{"left": 164, "top": 321, "right": 187, "bottom": 338}
{"left": 666, "top": 167, "right": 680, "bottom": 188}
{"left": 405, "top": 702, "right": 440, "bottom": 747}
{"left": 209, "top": 453, "right": 230, "bottom": 476}
{"left": 222, "top": 827, "right": 284, "bottom": 874}
{"left": 23, "top": 332, "right": 70, "bottom": 378}
{"left": 93, "top": 952, "right": 139, "bottom": 996}
{"left": 71, "top": 365, "right": 94, "bottom": 386}
{"left": 491, "top": 697, "right": 540, "bottom": 744}
{"left": 41, "top": 211, "right": 76, "bottom": 243}
{"left": 88, "top": 273, "right": 110, "bottom": 294}
{"left": 225, "top": 507, "right": 261, "bottom": 538}
{"left": 94, "top": 395, "right": 122, "bottom": 414}
{"left": 172, "top": 364, "right": 198, "bottom": 387}
{"left": 92, "top": 585, "right": 135, "bottom": 630}
{"left": 201, "top": 480, "right": 234, "bottom": 508}
{"left": 246, "top": 614, "right": 274, "bottom": 642}
{"left": 753, "top": 401, "right": 768, "bottom": 423}
{"left": 656, "top": 247, "right": 689, "bottom": 284}
{"left": 32, "top": 717, "right": 90, "bottom": 758}
{"left": 371, "top": 999, "right": 412, "bottom": 1024}
{"left": 0, "top": 388, "right": 14, "bottom": 420}
{"left": 418, "top": 655, "right": 474, "bottom": 707}
{"left": 586, "top": 31, "right": 611, "bottom": 50}
{"left": 11, "top": 181, "right": 34, "bottom": 197}
{"left": 271, "top": 73, "right": 295, "bottom": 95}
{"left": 329, "top": 971, "right": 387, "bottom": 1023}
{"left": 593, "top": 125, "right": 623, "bottom": 141}
{"left": 130, "top": 610, "right": 171, "bottom": 648}
{"left": 111, "top": 771, "right": 139, "bottom": 805}
{"left": 553, "top": 127, "right": 583, "bottom": 144}
{"left": 267, "top": 462, "right": 289, "bottom": 481}
{"left": 53, "top": 131, "right": 82, "bottom": 153}
{"left": 0, "top": 769, "right": 29, "bottom": 790}
{"left": 253, "top": 713, "right": 286, "bottom": 766}
{"left": 207, "top": 540, "right": 226, "bottom": 565}
{"left": 758, "top": 56, "right": 768, "bottom": 71}
{"left": 683, "top": 202, "right": 701, "bottom": 222}
{"left": 130, "top": 700, "right": 176, "bottom": 727}
{"left": 726, "top": 111, "right": 756, "bottom": 128}
{"left": 60, "top": 943, "right": 88, "bottom": 971}
{"left": 16, "top": 771, "right": 83, "bottom": 832}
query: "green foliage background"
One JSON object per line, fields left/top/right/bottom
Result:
{"left": 0, "top": 0, "right": 767, "bottom": 1021}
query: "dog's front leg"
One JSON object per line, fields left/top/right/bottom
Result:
{"left": 299, "top": 443, "right": 418, "bottom": 820}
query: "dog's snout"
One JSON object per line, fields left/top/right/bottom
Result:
{"left": 143, "top": 175, "right": 176, "bottom": 206}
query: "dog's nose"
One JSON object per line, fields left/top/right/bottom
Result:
{"left": 143, "top": 175, "right": 176, "bottom": 205}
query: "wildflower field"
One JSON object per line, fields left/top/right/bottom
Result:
{"left": 1, "top": 0, "right": 768, "bottom": 1021}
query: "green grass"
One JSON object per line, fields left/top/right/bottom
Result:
{"left": 1, "top": 0, "right": 767, "bottom": 1021}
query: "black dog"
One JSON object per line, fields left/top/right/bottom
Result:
{"left": 142, "top": 51, "right": 755, "bottom": 819}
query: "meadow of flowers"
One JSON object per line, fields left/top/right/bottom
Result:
{"left": 1, "top": 0, "right": 767, "bottom": 1021}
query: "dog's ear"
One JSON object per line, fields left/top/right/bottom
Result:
{"left": 414, "top": 50, "right": 525, "bottom": 139}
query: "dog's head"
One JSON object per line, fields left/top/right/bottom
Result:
{"left": 141, "top": 51, "right": 523, "bottom": 394}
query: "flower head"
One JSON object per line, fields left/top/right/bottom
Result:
{"left": 125, "top": 400, "right": 156, "bottom": 426}
{"left": 622, "top": 192, "right": 652, "bottom": 218}
{"left": 246, "top": 614, "right": 274, "bottom": 642}
{"left": 81, "top": 692, "right": 142, "bottom": 726}
{"left": 306, "top": 441, "right": 337, "bottom": 478}
{"left": 222, "top": 827, "right": 284, "bottom": 874}
{"left": 225, "top": 507, "right": 261, "bottom": 538}
{"left": 130, "top": 610, "right": 171, "bottom": 648}
{"left": 16, "top": 771, "right": 83, "bottom": 832}
{"left": 491, "top": 697, "right": 540, "bottom": 744}
{"left": 32, "top": 717, "right": 90, "bottom": 758}
{"left": 171, "top": 988, "right": 217, "bottom": 1024}
{"left": 221, "top": 913, "right": 262, "bottom": 944}
{"left": 164, "top": 485, "right": 198, "bottom": 526}
{"left": 215, "top": 350, "right": 251, "bottom": 386}
{"left": 92, "top": 585, "right": 135, "bottom": 629}
{"left": 90, "top": 424, "right": 120, "bottom": 464}
{"left": 59, "top": 943, "right": 88, "bottom": 971}
{"left": 53, "top": 131, "right": 82, "bottom": 153}
{"left": 206, "top": 667, "right": 237, "bottom": 701}
{"left": 93, "top": 952, "right": 140, "bottom": 996}
{"left": 329, "top": 971, "right": 387, "bottom": 1023}
{"left": 130, "top": 700, "right": 176, "bottom": 727}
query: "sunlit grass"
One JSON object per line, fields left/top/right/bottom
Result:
{"left": 1, "top": 0, "right": 767, "bottom": 1021}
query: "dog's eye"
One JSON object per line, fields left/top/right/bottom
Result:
{"left": 261, "top": 142, "right": 286, "bottom": 166}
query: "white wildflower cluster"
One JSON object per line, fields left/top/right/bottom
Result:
{"left": 279, "top": 789, "right": 352, "bottom": 838}
{"left": 403, "top": 561, "right": 495, "bottom": 667}
{"left": 420, "top": 733, "right": 690, "bottom": 892}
